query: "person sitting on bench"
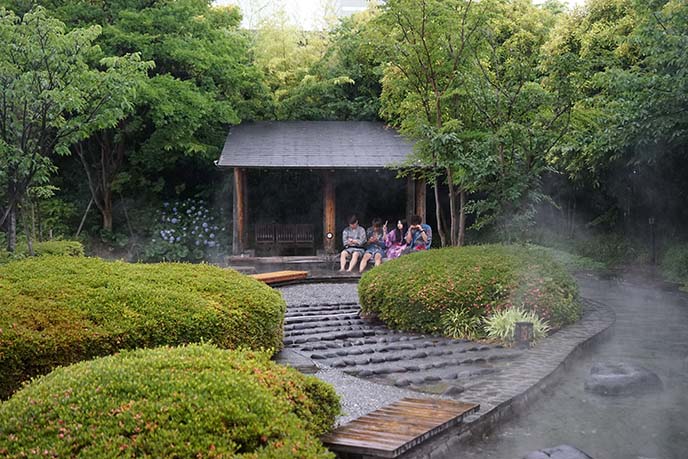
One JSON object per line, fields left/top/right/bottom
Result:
{"left": 359, "top": 218, "right": 387, "bottom": 273}
{"left": 340, "top": 215, "right": 366, "bottom": 272}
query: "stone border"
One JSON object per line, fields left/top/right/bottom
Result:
{"left": 398, "top": 298, "right": 616, "bottom": 459}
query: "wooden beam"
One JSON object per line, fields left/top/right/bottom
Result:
{"left": 232, "top": 167, "right": 247, "bottom": 255}
{"left": 406, "top": 176, "right": 416, "bottom": 223}
{"left": 322, "top": 171, "right": 336, "bottom": 254}
{"left": 415, "top": 178, "right": 427, "bottom": 223}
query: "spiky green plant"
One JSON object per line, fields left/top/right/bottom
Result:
{"left": 440, "top": 308, "right": 484, "bottom": 340}
{"left": 484, "top": 307, "right": 550, "bottom": 344}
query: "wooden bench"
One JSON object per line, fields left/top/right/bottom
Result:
{"left": 250, "top": 270, "right": 308, "bottom": 285}
{"left": 255, "top": 223, "right": 315, "bottom": 254}
{"left": 322, "top": 398, "right": 479, "bottom": 458}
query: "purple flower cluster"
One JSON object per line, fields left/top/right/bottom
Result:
{"left": 147, "top": 199, "right": 222, "bottom": 262}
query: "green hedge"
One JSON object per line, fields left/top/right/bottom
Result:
{"left": 0, "top": 344, "right": 339, "bottom": 458}
{"left": 661, "top": 242, "right": 688, "bottom": 290}
{"left": 0, "top": 256, "right": 286, "bottom": 399}
{"left": 359, "top": 244, "right": 581, "bottom": 337}
{"left": 0, "top": 239, "right": 84, "bottom": 264}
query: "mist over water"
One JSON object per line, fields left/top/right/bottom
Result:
{"left": 461, "top": 272, "right": 688, "bottom": 459}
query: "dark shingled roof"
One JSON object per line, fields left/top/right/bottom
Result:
{"left": 217, "top": 121, "right": 416, "bottom": 169}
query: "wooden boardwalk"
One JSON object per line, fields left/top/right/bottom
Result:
{"left": 249, "top": 270, "right": 308, "bottom": 285}
{"left": 322, "top": 398, "right": 479, "bottom": 458}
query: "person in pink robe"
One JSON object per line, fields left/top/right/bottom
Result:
{"left": 385, "top": 220, "right": 408, "bottom": 259}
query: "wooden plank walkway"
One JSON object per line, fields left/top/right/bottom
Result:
{"left": 322, "top": 398, "right": 480, "bottom": 458}
{"left": 249, "top": 270, "right": 308, "bottom": 285}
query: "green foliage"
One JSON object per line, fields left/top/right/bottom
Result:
{"left": 358, "top": 244, "right": 580, "bottom": 338}
{"left": 32, "top": 240, "right": 85, "bottom": 257}
{"left": 524, "top": 244, "right": 605, "bottom": 272}
{"left": 143, "top": 198, "right": 224, "bottom": 262}
{"left": 0, "top": 256, "right": 286, "bottom": 399}
{"left": 278, "top": 10, "right": 382, "bottom": 120}
{"left": 0, "top": 344, "right": 338, "bottom": 458}
{"left": 484, "top": 307, "right": 550, "bottom": 344}
{"left": 441, "top": 308, "right": 483, "bottom": 340}
{"left": 0, "top": 6, "right": 149, "bottom": 248}
{"left": 0, "top": 239, "right": 84, "bottom": 264}
{"left": 661, "top": 242, "right": 688, "bottom": 289}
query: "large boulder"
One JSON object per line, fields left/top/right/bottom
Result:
{"left": 584, "top": 362, "right": 663, "bottom": 396}
{"left": 523, "top": 444, "right": 593, "bottom": 459}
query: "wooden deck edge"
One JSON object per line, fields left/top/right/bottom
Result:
{"left": 322, "top": 399, "right": 479, "bottom": 458}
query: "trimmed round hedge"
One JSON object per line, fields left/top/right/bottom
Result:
{"left": 358, "top": 244, "right": 581, "bottom": 337}
{"left": 0, "top": 344, "right": 339, "bottom": 458}
{"left": 0, "top": 256, "right": 285, "bottom": 399}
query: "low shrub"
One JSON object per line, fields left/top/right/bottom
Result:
{"left": 661, "top": 242, "right": 688, "bottom": 289}
{"left": 358, "top": 245, "right": 580, "bottom": 338}
{"left": 0, "top": 344, "right": 339, "bottom": 458}
{"left": 0, "top": 239, "right": 84, "bottom": 264}
{"left": 0, "top": 256, "right": 285, "bottom": 399}
{"left": 32, "top": 240, "right": 85, "bottom": 257}
{"left": 484, "top": 307, "right": 550, "bottom": 344}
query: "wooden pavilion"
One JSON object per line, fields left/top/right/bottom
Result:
{"left": 216, "top": 121, "right": 426, "bottom": 255}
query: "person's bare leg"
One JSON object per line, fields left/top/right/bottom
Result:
{"left": 359, "top": 253, "right": 371, "bottom": 273}
{"left": 374, "top": 253, "right": 383, "bottom": 266}
{"left": 340, "top": 251, "right": 349, "bottom": 271}
{"left": 347, "top": 251, "right": 361, "bottom": 271}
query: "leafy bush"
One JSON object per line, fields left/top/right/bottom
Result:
{"left": 0, "top": 344, "right": 339, "bottom": 458}
{"left": 661, "top": 242, "right": 688, "bottom": 288}
{"left": 358, "top": 245, "right": 580, "bottom": 338}
{"left": 0, "top": 256, "right": 285, "bottom": 399}
{"left": 0, "top": 239, "right": 84, "bottom": 264}
{"left": 525, "top": 244, "right": 604, "bottom": 272}
{"left": 32, "top": 240, "right": 85, "bottom": 257}
{"left": 484, "top": 307, "right": 550, "bottom": 344}
{"left": 144, "top": 199, "right": 225, "bottom": 262}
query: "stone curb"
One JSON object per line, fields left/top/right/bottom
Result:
{"left": 402, "top": 298, "right": 616, "bottom": 459}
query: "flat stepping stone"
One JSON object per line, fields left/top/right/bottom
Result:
{"left": 523, "top": 444, "right": 594, "bottom": 459}
{"left": 322, "top": 398, "right": 479, "bottom": 458}
{"left": 584, "top": 362, "right": 663, "bottom": 396}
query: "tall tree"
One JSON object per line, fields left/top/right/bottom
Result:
{"left": 16, "top": 0, "right": 271, "bottom": 232}
{"left": 461, "top": 0, "right": 571, "bottom": 237}
{"left": 375, "top": 0, "right": 482, "bottom": 246}
{"left": 0, "top": 7, "right": 147, "bottom": 250}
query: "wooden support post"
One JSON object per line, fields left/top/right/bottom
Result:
{"left": 406, "top": 176, "right": 416, "bottom": 222}
{"left": 415, "top": 178, "right": 427, "bottom": 223}
{"left": 323, "top": 171, "right": 336, "bottom": 254}
{"left": 232, "top": 167, "right": 247, "bottom": 255}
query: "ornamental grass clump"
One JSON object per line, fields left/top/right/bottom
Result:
{"left": 484, "top": 307, "right": 551, "bottom": 344}
{"left": 0, "top": 344, "right": 340, "bottom": 459}
{"left": 359, "top": 244, "right": 580, "bottom": 339}
{"left": 0, "top": 256, "right": 286, "bottom": 399}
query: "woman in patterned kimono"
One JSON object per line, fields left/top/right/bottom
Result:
{"left": 384, "top": 220, "right": 408, "bottom": 260}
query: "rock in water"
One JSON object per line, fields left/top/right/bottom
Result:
{"left": 523, "top": 444, "right": 594, "bottom": 459}
{"left": 584, "top": 362, "right": 663, "bottom": 396}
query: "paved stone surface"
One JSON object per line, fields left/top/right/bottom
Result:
{"left": 278, "top": 281, "right": 615, "bottom": 433}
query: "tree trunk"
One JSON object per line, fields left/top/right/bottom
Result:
{"left": 447, "top": 167, "right": 458, "bottom": 246}
{"left": 432, "top": 177, "right": 446, "bottom": 247}
{"left": 23, "top": 210, "right": 35, "bottom": 256}
{"left": 7, "top": 202, "right": 16, "bottom": 252}
{"left": 458, "top": 189, "right": 466, "bottom": 247}
{"left": 102, "top": 186, "right": 113, "bottom": 232}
